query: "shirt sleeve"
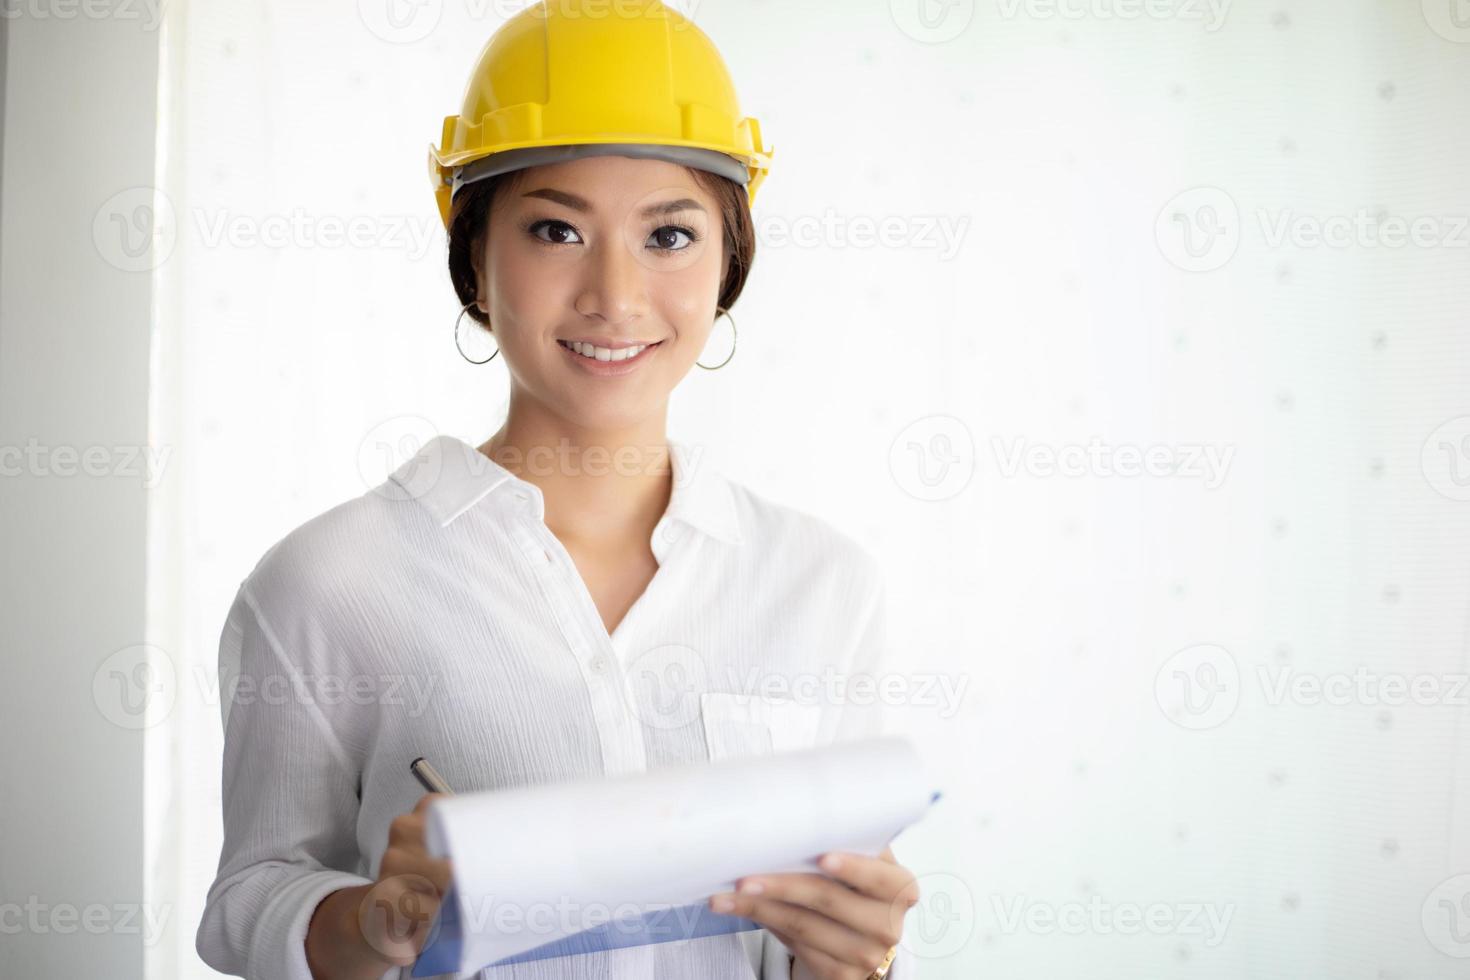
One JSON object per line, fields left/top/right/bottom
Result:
{"left": 194, "top": 579, "right": 382, "bottom": 980}
{"left": 766, "top": 553, "right": 915, "bottom": 979}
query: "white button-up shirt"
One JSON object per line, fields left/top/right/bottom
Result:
{"left": 195, "top": 434, "right": 907, "bottom": 980}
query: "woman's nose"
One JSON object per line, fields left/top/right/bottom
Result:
{"left": 573, "top": 237, "right": 650, "bottom": 326}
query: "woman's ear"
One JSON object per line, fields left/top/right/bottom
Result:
{"left": 471, "top": 233, "right": 489, "bottom": 316}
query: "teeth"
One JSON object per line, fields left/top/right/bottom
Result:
{"left": 563, "top": 340, "right": 651, "bottom": 362}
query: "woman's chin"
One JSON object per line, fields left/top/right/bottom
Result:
{"left": 554, "top": 393, "right": 666, "bottom": 436}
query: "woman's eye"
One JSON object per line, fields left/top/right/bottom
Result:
{"left": 529, "top": 220, "right": 582, "bottom": 246}
{"left": 647, "top": 226, "right": 696, "bottom": 251}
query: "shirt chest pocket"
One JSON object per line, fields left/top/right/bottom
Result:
{"left": 699, "top": 692, "right": 826, "bottom": 762}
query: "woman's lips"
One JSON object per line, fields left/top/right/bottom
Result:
{"left": 557, "top": 339, "right": 663, "bottom": 377}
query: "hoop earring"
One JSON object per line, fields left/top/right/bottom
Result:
{"left": 696, "top": 306, "right": 737, "bottom": 370}
{"left": 454, "top": 301, "right": 500, "bottom": 365}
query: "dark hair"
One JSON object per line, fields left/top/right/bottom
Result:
{"left": 447, "top": 164, "right": 757, "bottom": 326}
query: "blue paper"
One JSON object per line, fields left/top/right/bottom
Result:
{"left": 412, "top": 888, "right": 761, "bottom": 976}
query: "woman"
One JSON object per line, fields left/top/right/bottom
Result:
{"left": 195, "top": 3, "right": 917, "bottom": 978}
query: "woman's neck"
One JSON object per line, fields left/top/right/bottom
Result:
{"left": 477, "top": 411, "right": 674, "bottom": 547}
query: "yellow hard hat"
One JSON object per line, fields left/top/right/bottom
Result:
{"left": 429, "top": 0, "right": 773, "bottom": 229}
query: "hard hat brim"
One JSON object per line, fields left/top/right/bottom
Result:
{"left": 432, "top": 140, "right": 769, "bottom": 228}
{"left": 451, "top": 141, "right": 751, "bottom": 197}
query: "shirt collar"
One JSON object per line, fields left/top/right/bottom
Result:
{"left": 386, "top": 434, "right": 742, "bottom": 546}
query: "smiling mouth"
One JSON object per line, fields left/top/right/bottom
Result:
{"left": 556, "top": 339, "right": 664, "bottom": 363}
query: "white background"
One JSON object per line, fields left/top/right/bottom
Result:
{"left": 4, "top": 1, "right": 1470, "bottom": 977}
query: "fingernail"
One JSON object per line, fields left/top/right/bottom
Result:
{"left": 711, "top": 894, "right": 735, "bottom": 912}
{"left": 821, "top": 853, "right": 843, "bottom": 872}
{"left": 738, "top": 879, "right": 764, "bottom": 895}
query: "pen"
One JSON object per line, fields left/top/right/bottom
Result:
{"left": 410, "top": 757, "right": 456, "bottom": 795}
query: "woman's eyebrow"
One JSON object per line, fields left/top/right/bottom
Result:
{"left": 640, "top": 198, "right": 706, "bottom": 218}
{"left": 521, "top": 188, "right": 706, "bottom": 218}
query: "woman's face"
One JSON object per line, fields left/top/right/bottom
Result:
{"left": 474, "top": 154, "right": 728, "bottom": 432}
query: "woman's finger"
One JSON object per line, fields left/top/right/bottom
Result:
{"left": 734, "top": 871, "right": 902, "bottom": 949}
{"left": 413, "top": 791, "right": 448, "bottom": 815}
{"left": 816, "top": 851, "right": 920, "bottom": 908}
{"left": 715, "top": 892, "right": 890, "bottom": 970}
{"left": 765, "top": 923, "right": 848, "bottom": 980}
{"left": 379, "top": 844, "right": 454, "bottom": 896}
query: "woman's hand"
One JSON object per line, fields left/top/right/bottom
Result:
{"left": 362, "top": 792, "right": 455, "bottom": 964}
{"left": 306, "top": 792, "right": 455, "bottom": 980}
{"left": 707, "top": 845, "right": 919, "bottom": 980}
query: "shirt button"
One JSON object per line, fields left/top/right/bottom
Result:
{"left": 589, "top": 655, "right": 608, "bottom": 673}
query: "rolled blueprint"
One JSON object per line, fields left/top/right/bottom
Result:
{"left": 413, "top": 735, "right": 938, "bottom": 977}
